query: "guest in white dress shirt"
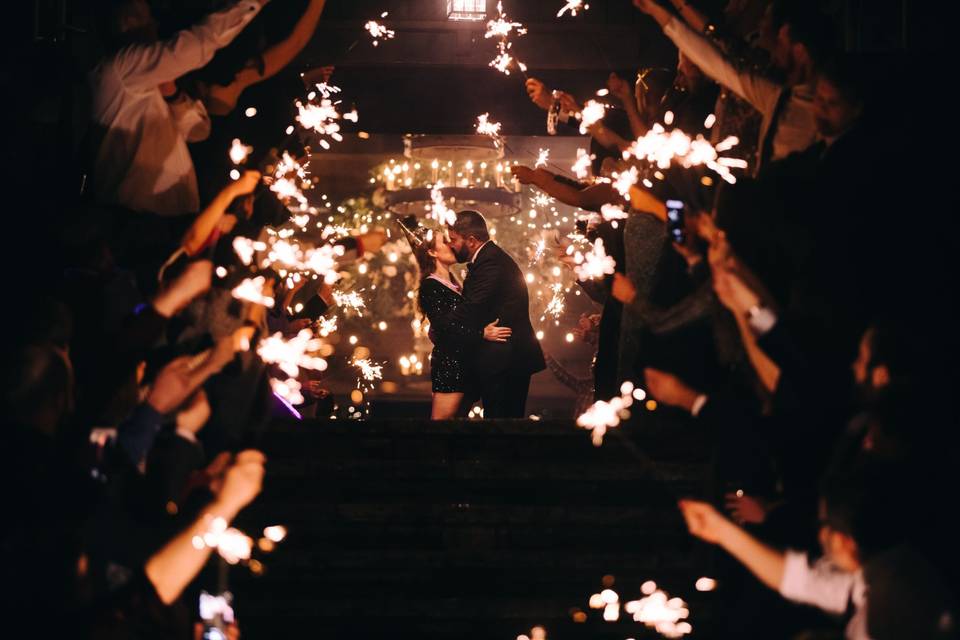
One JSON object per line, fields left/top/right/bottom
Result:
{"left": 88, "top": 0, "right": 267, "bottom": 216}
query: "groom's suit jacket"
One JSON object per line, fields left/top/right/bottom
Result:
{"left": 450, "top": 241, "right": 545, "bottom": 378}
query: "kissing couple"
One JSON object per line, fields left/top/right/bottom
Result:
{"left": 402, "top": 210, "right": 545, "bottom": 419}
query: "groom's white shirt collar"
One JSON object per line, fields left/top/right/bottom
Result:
{"left": 469, "top": 240, "right": 491, "bottom": 264}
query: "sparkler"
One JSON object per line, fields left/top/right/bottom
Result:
{"left": 574, "top": 238, "right": 616, "bottom": 281}
{"left": 365, "top": 12, "right": 395, "bottom": 46}
{"left": 534, "top": 148, "right": 550, "bottom": 168}
{"left": 192, "top": 516, "right": 253, "bottom": 565}
{"left": 315, "top": 315, "right": 338, "bottom": 337}
{"left": 571, "top": 148, "right": 594, "bottom": 180}
{"left": 624, "top": 582, "right": 692, "bottom": 638}
{"left": 540, "top": 283, "right": 565, "bottom": 321}
{"left": 485, "top": 1, "right": 528, "bottom": 76}
{"left": 611, "top": 166, "right": 639, "bottom": 199}
{"left": 270, "top": 151, "right": 310, "bottom": 211}
{"left": 231, "top": 276, "right": 275, "bottom": 308}
{"left": 257, "top": 329, "right": 329, "bottom": 378}
{"left": 233, "top": 237, "right": 267, "bottom": 266}
{"left": 352, "top": 357, "right": 384, "bottom": 382}
{"left": 576, "top": 381, "right": 645, "bottom": 445}
{"left": 296, "top": 99, "right": 343, "bottom": 141}
{"left": 558, "top": 0, "right": 590, "bottom": 16}
{"left": 600, "top": 203, "right": 629, "bottom": 221}
{"left": 532, "top": 191, "right": 554, "bottom": 208}
{"left": 229, "top": 138, "right": 252, "bottom": 164}
{"left": 475, "top": 113, "right": 503, "bottom": 144}
{"left": 269, "top": 377, "right": 304, "bottom": 405}
{"left": 332, "top": 289, "right": 367, "bottom": 316}
{"left": 622, "top": 123, "right": 747, "bottom": 184}
{"left": 578, "top": 99, "right": 606, "bottom": 134}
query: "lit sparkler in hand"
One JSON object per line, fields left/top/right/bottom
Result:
{"left": 579, "top": 99, "right": 606, "bottom": 134}
{"left": 611, "top": 166, "right": 639, "bottom": 199}
{"left": 557, "top": 0, "right": 590, "bottom": 17}
{"left": 600, "top": 203, "right": 629, "bottom": 221}
{"left": 485, "top": 1, "right": 528, "bottom": 76}
{"left": 541, "top": 283, "right": 565, "bottom": 321}
{"left": 622, "top": 123, "right": 746, "bottom": 184}
{"left": 535, "top": 148, "right": 550, "bottom": 168}
{"left": 232, "top": 276, "right": 275, "bottom": 308}
{"left": 572, "top": 148, "right": 594, "bottom": 179}
{"left": 576, "top": 381, "right": 645, "bottom": 446}
{"left": 192, "top": 516, "right": 253, "bottom": 565}
{"left": 475, "top": 113, "right": 503, "bottom": 144}
{"left": 574, "top": 238, "right": 616, "bottom": 280}
{"left": 365, "top": 11, "right": 395, "bottom": 46}
{"left": 316, "top": 315, "right": 338, "bottom": 337}
{"left": 229, "top": 138, "right": 252, "bottom": 164}
{"left": 270, "top": 151, "right": 310, "bottom": 211}
{"left": 624, "top": 581, "right": 692, "bottom": 638}
{"left": 233, "top": 237, "right": 267, "bottom": 266}
{"left": 352, "top": 357, "right": 384, "bottom": 383}
{"left": 257, "top": 329, "right": 329, "bottom": 378}
{"left": 332, "top": 289, "right": 367, "bottom": 316}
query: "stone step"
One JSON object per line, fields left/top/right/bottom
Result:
{"left": 228, "top": 416, "right": 718, "bottom": 639}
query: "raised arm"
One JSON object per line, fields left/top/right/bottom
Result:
{"left": 511, "top": 166, "right": 621, "bottom": 212}
{"left": 634, "top": 0, "right": 779, "bottom": 114}
{"left": 116, "top": 0, "right": 266, "bottom": 90}
{"left": 182, "top": 170, "right": 260, "bottom": 256}
{"left": 208, "top": 0, "right": 326, "bottom": 108}
{"left": 666, "top": 0, "right": 709, "bottom": 33}
{"left": 145, "top": 450, "right": 264, "bottom": 604}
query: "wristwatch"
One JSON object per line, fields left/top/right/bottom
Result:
{"left": 547, "top": 90, "right": 562, "bottom": 135}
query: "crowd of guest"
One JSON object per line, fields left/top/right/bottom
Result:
{"left": 6, "top": 0, "right": 956, "bottom": 637}
{"left": 515, "top": 0, "right": 957, "bottom": 637}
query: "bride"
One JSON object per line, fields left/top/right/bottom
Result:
{"left": 403, "top": 223, "right": 511, "bottom": 419}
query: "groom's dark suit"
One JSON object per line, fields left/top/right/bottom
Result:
{"left": 450, "top": 241, "right": 545, "bottom": 418}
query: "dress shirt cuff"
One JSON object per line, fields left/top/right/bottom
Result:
{"left": 175, "top": 428, "right": 198, "bottom": 444}
{"left": 778, "top": 550, "right": 812, "bottom": 600}
{"left": 690, "top": 394, "right": 708, "bottom": 417}
{"left": 747, "top": 305, "right": 777, "bottom": 337}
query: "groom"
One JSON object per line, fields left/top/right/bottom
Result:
{"left": 446, "top": 210, "right": 545, "bottom": 418}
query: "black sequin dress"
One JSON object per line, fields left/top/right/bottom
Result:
{"left": 419, "top": 276, "right": 478, "bottom": 393}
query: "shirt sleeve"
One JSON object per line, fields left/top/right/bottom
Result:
{"left": 114, "top": 0, "right": 262, "bottom": 90}
{"left": 662, "top": 16, "right": 780, "bottom": 116}
{"left": 779, "top": 550, "right": 855, "bottom": 615}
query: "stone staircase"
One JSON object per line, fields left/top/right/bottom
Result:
{"left": 231, "top": 413, "right": 720, "bottom": 639}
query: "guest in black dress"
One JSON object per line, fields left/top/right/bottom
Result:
{"left": 411, "top": 229, "right": 512, "bottom": 419}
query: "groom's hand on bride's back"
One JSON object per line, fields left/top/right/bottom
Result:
{"left": 483, "top": 318, "right": 512, "bottom": 343}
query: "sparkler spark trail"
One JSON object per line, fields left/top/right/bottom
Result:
{"left": 611, "top": 166, "right": 639, "bottom": 199}
{"left": 296, "top": 99, "right": 343, "bottom": 141}
{"left": 229, "top": 138, "right": 252, "bottom": 164}
{"left": 624, "top": 582, "right": 692, "bottom": 638}
{"left": 600, "top": 203, "right": 629, "bottom": 221}
{"left": 270, "top": 151, "right": 310, "bottom": 210}
{"left": 622, "top": 123, "right": 746, "bottom": 184}
{"left": 352, "top": 357, "right": 384, "bottom": 382}
{"left": 192, "top": 516, "right": 253, "bottom": 565}
{"left": 532, "top": 191, "right": 554, "bottom": 208}
{"left": 572, "top": 148, "right": 594, "bottom": 179}
{"left": 231, "top": 276, "right": 275, "bottom": 308}
{"left": 257, "top": 329, "right": 329, "bottom": 378}
{"left": 364, "top": 11, "right": 395, "bottom": 46}
{"left": 233, "top": 237, "right": 267, "bottom": 265}
{"left": 485, "top": 1, "right": 528, "bottom": 76}
{"left": 332, "top": 289, "right": 367, "bottom": 316}
{"left": 535, "top": 148, "right": 550, "bottom": 168}
{"left": 316, "top": 315, "right": 338, "bottom": 337}
{"left": 557, "top": 0, "right": 590, "bottom": 16}
{"left": 574, "top": 238, "right": 616, "bottom": 280}
{"left": 576, "top": 380, "right": 644, "bottom": 445}
{"left": 475, "top": 113, "right": 502, "bottom": 139}
{"left": 540, "top": 283, "right": 565, "bottom": 321}
{"left": 579, "top": 100, "right": 606, "bottom": 134}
